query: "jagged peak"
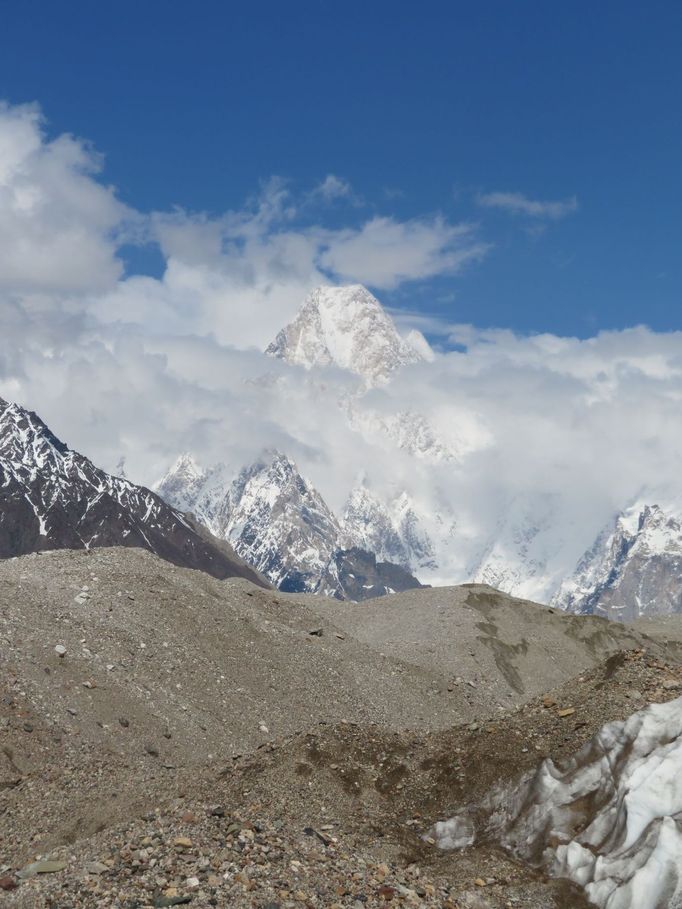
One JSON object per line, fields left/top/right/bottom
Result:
{"left": 0, "top": 396, "right": 70, "bottom": 456}
{"left": 169, "top": 451, "right": 202, "bottom": 475}
{"left": 265, "top": 284, "right": 427, "bottom": 385}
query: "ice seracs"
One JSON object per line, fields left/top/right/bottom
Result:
{"left": 428, "top": 696, "right": 682, "bottom": 909}
{"left": 265, "top": 284, "right": 427, "bottom": 385}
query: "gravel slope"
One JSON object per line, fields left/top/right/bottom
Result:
{"left": 3, "top": 547, "right": 682, "bottom": 908}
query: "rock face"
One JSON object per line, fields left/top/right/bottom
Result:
{"left": 159, "top": 451, "right": 341, "bottom": 593}
{"left": 158, "top": 450, "right": 423, "bottom": 600}
{"left": 552, "top": 503, "right": 682, "bottom": 620}
{"left": 341, "top": 484, "right": 436, "bottom": 572}
{"left": 0, "top": 397, "right": 266, "bottom": 585}
{"left": 265, "top": 284, "right": 424, "bottom": 385}
{"left": 320, "top": 547, "right": 426, "bottom": 600}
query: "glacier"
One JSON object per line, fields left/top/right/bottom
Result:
{"left": 429, "top": 697, "right": 682, "bottom": 909}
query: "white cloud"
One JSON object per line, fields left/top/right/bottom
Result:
{"left": 0, "top": 102, "right": 131, "bottom": 295}
{"left": 309, "top": 174, "right": 355, "bottom": 202}
{"left": 319, "top": 216, "right": 490, "bottom": 289}
{"left": 477, "top": 191, "right": 578, "bottom": 220}
{"left": 91, "top": 185, "right": 489, "bottom": 348}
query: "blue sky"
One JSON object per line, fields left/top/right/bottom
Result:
{"left": 1, "top": 0, "right": 681, "bottom": 336}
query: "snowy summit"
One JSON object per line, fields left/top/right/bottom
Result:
{"left": 265, "top": 284, "right": 428, "bottom": 385}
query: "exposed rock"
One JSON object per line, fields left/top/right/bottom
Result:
{"left": 0, "top": 396, "right": 266, "bottom": 586}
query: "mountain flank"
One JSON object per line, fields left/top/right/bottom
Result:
{"left": 0, "top": 396, "right": 267, "bottom": 586}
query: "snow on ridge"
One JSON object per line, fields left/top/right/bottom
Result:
{"left": 158, "top": 448, "right": 342, "bottom": 591}
{"left": 0, "top": 396, "right": 193, "bottom": 549}
{"left": 552, "top": 497, "right": 682, "bottom": 619}
{"left": 265, "top": 284, "right": 427, "bottom": 385}
{"left": 429, "top": 696, "right": 682, "bottom": 909}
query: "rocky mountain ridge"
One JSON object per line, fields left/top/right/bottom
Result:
{"left": 552, "top": 500, "right": 682, "bottom": 620}
{"left": 157, "top": 450, "right": 423, "bottom": 600}
{"left": 161, "top": 282, "right": 682, "bottom": 617}
{"left": 0, "top": 396, "right": 265, "bottom": 585}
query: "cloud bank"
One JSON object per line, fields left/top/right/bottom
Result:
{"left": 0, "top": 101, "right": 678, "bottom": 591}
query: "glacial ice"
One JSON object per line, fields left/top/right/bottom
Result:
{"left": 429, "top": 697, "right": 682, "bottom": 908}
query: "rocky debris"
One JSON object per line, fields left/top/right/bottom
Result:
{"left": 4, "top": 549, "right": 682, "bottom": 907}
{"left": 1, "top": 805, "right": 490, "bottom": 909}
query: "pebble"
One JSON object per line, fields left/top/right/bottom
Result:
{"left": 662, "top": 679, "right": 682, "bottom": 690}
{"left": 54, "top": 644, "right": 67, "bottom": 657}
{"left": 85, "top": 861, "right": 109, "bottom": 875}
{"left": 18, "top": 859, "right": 68, "bottom": 878}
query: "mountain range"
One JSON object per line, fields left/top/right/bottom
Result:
{"left": 160, "top": 283, "right": 682, "bottom": 618}
{"left": 2, "top": 282, "right": 682, "bottom": 617}
{"left": 157, "top": 449, "right": 423, "bottom": 599}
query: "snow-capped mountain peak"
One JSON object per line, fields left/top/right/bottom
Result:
{"left": 0, "top": 396, "right": 264, "bottom": 584}
{"left": 552, "top": 499, "right": 682, "bottom": 620}
{"left": 157, "top": 448, "right": 425, "bottom": 599}
{"left": 265, "top": 284, "right": 427, "bottom": 385}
